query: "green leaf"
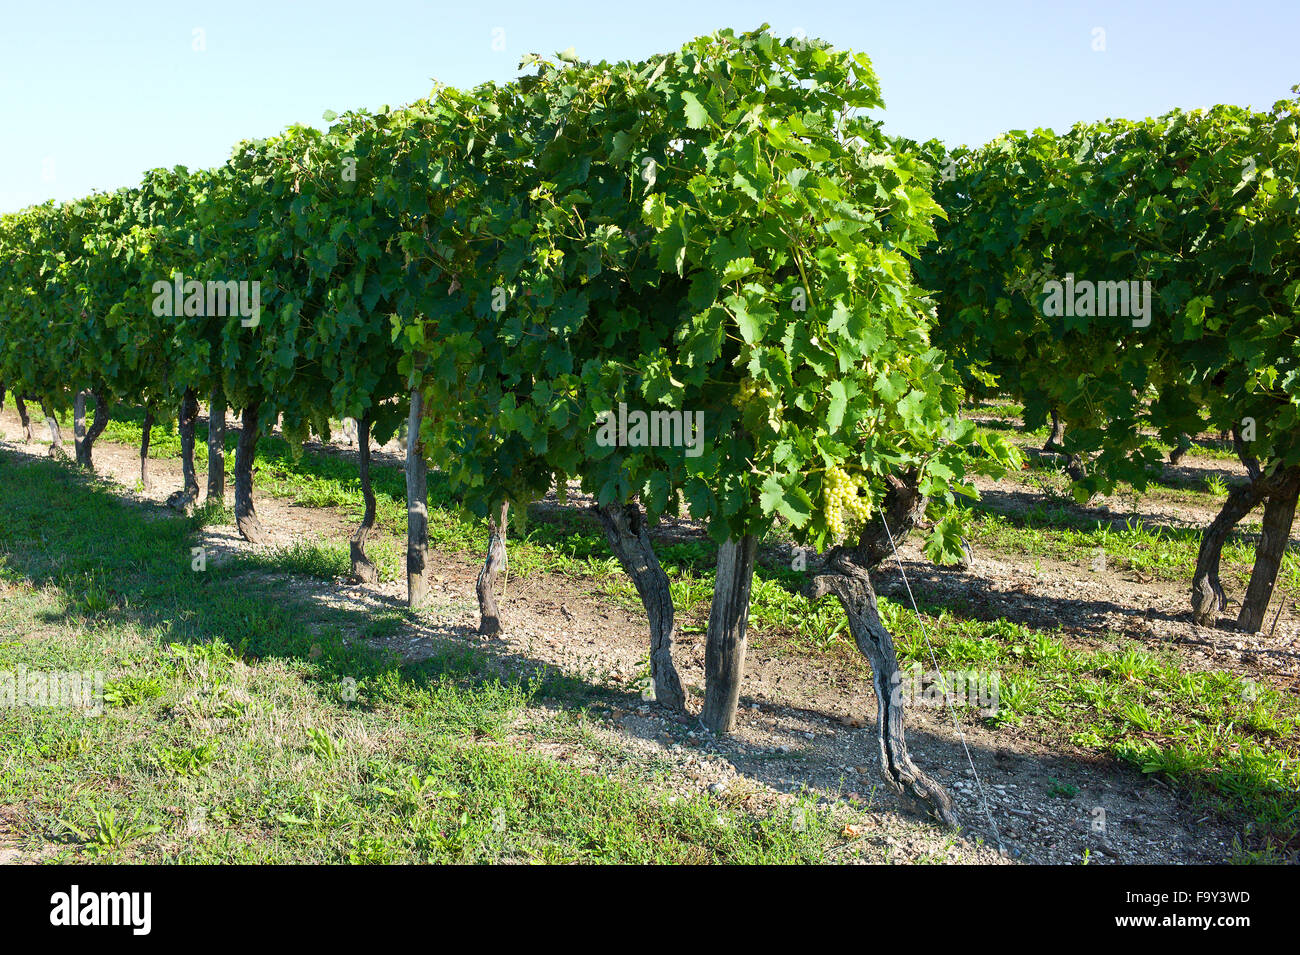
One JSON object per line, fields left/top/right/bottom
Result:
{"left": 681, "top": 91, "right": 711, "bottom": 129}
{"left": 825, "top": 380, "right": 848, "bottom": 432}
{"left": 760, "top": 475, "right": 812, "bottom": 528}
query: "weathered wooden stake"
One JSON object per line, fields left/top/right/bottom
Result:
{"left": 41, "top": 400, "right": 65, "bottom": 458}
{"left": 234, "top": 400, "right": 266, "bottom": 543}
{"left": 405, "top": 389, "right": 430, "bottom": 609}
{"left": 178, "top": 388, "right": 200, "bottom": 502}
{"left": 700, "top": 534, "right": 758, "bottom": 734}
{"left": 140, "top": 411, "right": 154, "bottom": 493}
{"left": 207, "top": 384, "right": 226, "bottom": 501}
{"left": 477, "top": 501, "right": 509, "bottom": 635}
{"left": 350, "top": 411, "right": 379, "bottom": 584}
{"left": 14, "top": 394, "right": 34, "bottom": 442}
{"left": 73, "top": 391, "right": 88, "bottom": 464}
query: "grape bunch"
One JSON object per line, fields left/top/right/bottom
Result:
{"left": 733, "top": 378, "right": 784, "bottom": 433}
{"left": 823, "top": 465, "right": 873, "bottom": 542}
{"left": 732, "top": 378, "right": 775, "bottom": 409}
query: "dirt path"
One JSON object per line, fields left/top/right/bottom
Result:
{"left": 0, "top": 407, "right": 1248, "bottom": 863}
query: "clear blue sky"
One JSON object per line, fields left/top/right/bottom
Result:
{"left": 2, "top": 0, "right": 1297, "bottom": 212}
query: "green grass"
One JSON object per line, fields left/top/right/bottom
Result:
{"left": 0, "top": 451, "right": 833, "bottom": 863}
{"left": 230, "top": 536, "right": 405, "bottom": 584}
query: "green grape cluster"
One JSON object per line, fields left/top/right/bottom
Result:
{"left": 823, "top": 465, "right": 873, "bottom": 541}
{"left": 732, "top": 378, "right": 775, "bottom": 409}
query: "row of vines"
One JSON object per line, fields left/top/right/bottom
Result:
{"left": 920, "top": 91, "right": 1300, "bottom": 633}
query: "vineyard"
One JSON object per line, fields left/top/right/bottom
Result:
{"left": 1, "top": 26, "right": 1298, "bottom": 865}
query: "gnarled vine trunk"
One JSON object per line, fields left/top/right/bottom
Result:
{"left": 405, "top": 389, "right": 429, "bottom": 609}
{"left": 1237, "top": 467, "right": 1300, "bottom": 633}
{"left": 1191, "top": 479, "right": 1268, "bottom": 626}
{"left": 88, "top": 392, "right": 111, "bottom": 467}
{"left": 1168, "top": 434, "right": 1191, "bottom": 466}
{"left": 234, "top": 400, "right": 266, "bottom": 543}
{"left": 1190, "top": 431, "right": 1274, "bottom": 628}
{"left": 809, "top": 555, "right": 958, "bottom": 827}
{"left": 1190, "top": 435, "right": 1300, "bottom": 633}
{"left": 856, "top": 471, "right": 927, "bottom": 567}
{"left": 802, "top": 469, "right": 958, "bottom": 825}
{"left": 1064, "top": 453, "right": 1087, "bottom": 483}
{"left": 349, "top": 411, "right": 379, "bottom": 584}
{"left": 178, "top": 388, "right": 200, "bottom": 503}
{"left": 700, "top": 534, "right": 758, "bottom": 734}
{"left": 594, "top": 501, "right": 686, "bottom": 713}
{"left": 1043, "top": 409, "right": 1065, "bottom": 452}
{"left": 477, "top": 501, "right": 509, "bottom": 635}
{"left": 72, "top": 390, "right": 111, "bottom": 468}
{"left": 207, "top": 385, "right": 226, "bottom": 501}
{"left": 1038, "top": 411, "right": 1087, "bottom": 481}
